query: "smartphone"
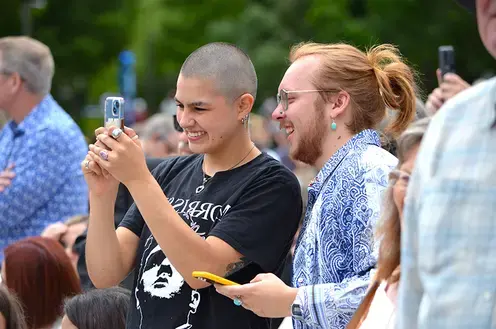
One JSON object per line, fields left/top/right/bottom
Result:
{"left": 438, "top": 45, "right": 455, "bottom": 78}
{"left": 192, "top": 271, "right": 239, "bottom": 286}
{"left": 104, "top": 96, "right": 125, "bottom": 129}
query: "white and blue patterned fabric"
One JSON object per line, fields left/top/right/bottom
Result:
{"left": 0, "top": 95, "right": 88, "bottom": 261}
{"left": 397, "top": 78, "right": 496, "bottom": 329}
{"left": 292, "top": 129, "right": 397, "bottom": 329}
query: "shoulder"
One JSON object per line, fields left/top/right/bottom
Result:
{"left": 343, "top": 145, "right": 397, "bottom": 185}
{"left": 360, "top": 146, "right": 397, "bottom": 182}
{"left": 245, "top": 153, "right": 300, "bottom": 189}
{"left": 36, "top": 97, "right": 86, "bottom": 143}
{"left": 151, "top": 154, "right": 202, "bottom": 181}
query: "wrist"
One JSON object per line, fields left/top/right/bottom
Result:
{"left": 89, "top": 191, "right": 117, "bottom": 207}
{"left": 285, "top": 287, "right": 299, "bottom": 317}
{"left": 125, "top": 171, "right": 154, "bottom": 192}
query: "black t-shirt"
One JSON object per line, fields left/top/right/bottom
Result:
{"left": 119, "top": 153, "right": 302, "bottom": 329}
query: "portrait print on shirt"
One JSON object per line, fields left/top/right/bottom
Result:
{"left": 135, "top": 235, "right": 202, "bottom": 329}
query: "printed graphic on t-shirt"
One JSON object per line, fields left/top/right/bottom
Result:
{"left": 134, "top": 197, "right": 232, "bottom": 329}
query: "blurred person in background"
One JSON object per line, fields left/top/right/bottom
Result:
{"left": 0, "top": 285, "right": 26, "bottom": 329}
{"left": 83, "top": 42, "right": 301, "bottom": 329}
{"left": 249, "top": 113, "right": 280, "bottom": 161}
{"left": 173, "top": 114, "right": 193, "bottom": 155}
{"left": 379, "top": 97, "right": 428, "bottom": 156}
{"left": 1, "top": 237, "right": 81, "bottom": 329}
{"left": 140, "top": 113, "right": 179, "bottom": 158}
{"left": 346, "top": 118, "right": 430, "bottom": 329}
{"left": 0, "top": 36, "right": 88, "bottom": 261}
{"left": 261, "top": 97, "right": 295, "bottom": 170}
{"left": 398, "top": 1, "right": 496, "bottom": 328}
{"left": 216, "top": 42, "right": 417, "bottom": 329}
{"left": 61, "top": 287, "right": 130, "bottom": 329}
{"left": 41, "top": 215, "right": 89, "bottom": 273}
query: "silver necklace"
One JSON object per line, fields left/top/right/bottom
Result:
{"left": 195, "top": 143, "right": 256, "bottom": 194}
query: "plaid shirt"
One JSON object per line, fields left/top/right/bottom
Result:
{"left": 397, "top": 78, "right": 496, "bottom": 329}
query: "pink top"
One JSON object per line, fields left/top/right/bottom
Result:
{"left": 358, "top": 281, "right": 398, "bottom": 329}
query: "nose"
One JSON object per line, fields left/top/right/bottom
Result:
{"left": 271, "top": 103, "right": 285, "bottom": 121}
{"left": 177, "top": 108, "right": 193, "bottom": 131}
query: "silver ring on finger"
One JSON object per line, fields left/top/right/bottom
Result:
{"left": 111, "top": 128, "right": 123, "bottom": 139}
{"left": 84, "top": 160, "right": 90, "bottom": 169}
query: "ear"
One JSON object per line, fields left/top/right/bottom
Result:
{"left": 329, "top": 90, "right": 351, "bottom": 119}
{"left": 236, "top": 93, "right": 255, "bottom": 120}
{"left": 9, "top": 72, "right": 24, "bottom": 93}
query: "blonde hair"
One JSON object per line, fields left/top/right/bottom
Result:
{"left": 289, "top": 43, "right": 417, "bottom": 137}
{"left": 0, "top": 36, "right": 54, "bottom": 95}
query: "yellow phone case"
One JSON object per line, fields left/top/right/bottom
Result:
{"left": 192, "top": 271, "right": 239, "bottom": 286}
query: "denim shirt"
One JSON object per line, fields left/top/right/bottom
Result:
{"left": 292, "top": 129, "right": 397, "bottom": 329}
{"left": 0, "top": 95, "right": 88, "bottom": 260}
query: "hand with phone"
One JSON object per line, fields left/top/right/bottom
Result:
{"left": 214, "top": 273, "right": 298, "bottom": 317}
{"left": 425, "top": 46, "right": 470, "bottom": 115}
{"left": 426, "top": 70, "right": 470, "bottom": 115}
{"left": 82, "top": 97, "right": 142, "bottom": 197}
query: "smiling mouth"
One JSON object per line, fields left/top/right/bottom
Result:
{"left": 187, "top": 131, "right": 206, "bottom": 138}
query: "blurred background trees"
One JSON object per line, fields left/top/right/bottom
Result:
{"left": 1, "top": 0, "right": 493, "bottom": 122}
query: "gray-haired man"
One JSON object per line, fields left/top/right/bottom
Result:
{"left": 0, "top": 36, "right": 88, "bottom": 261}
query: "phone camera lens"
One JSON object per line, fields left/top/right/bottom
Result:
{"left": 112, "top": 100, "right": 120, "bottom": 115}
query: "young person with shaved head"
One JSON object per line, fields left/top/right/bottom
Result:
{"left": 83, "top": 42, "right": 302, "bottom": 329}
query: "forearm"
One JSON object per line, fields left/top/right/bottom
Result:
{"left": 85, "top": 194, "right": 126, "bottom": 287}
{"left": 127, "top": 175, "right": 225, "bottom": 288}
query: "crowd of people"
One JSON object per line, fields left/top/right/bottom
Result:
{"left": 0, "top": 0, "right": 494, "bottom": 328}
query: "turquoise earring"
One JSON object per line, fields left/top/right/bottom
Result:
{"left": 331, "top": 120, "right": 337, "bottom": 131}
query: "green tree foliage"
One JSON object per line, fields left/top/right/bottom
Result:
{"left": 0, "top": 0, "right": 494, "bottom": 116}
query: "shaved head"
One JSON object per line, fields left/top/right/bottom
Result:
{"left": 180, "top": 42, "right": 258, "bottom": 102}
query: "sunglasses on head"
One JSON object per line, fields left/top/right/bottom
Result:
{"left": 173, "top": 115, "right": 183, "bottom": 133}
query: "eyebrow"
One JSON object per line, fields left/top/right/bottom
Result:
{"left": 174, "top": 97, "right": 211, "bottom": 107}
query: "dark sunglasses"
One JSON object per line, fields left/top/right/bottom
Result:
{"left": 173, "top": 115, "right": 183, "bottom": 132}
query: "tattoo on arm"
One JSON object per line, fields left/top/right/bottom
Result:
{"left": 225, "top": 257, "right": 249, "bottom": 277}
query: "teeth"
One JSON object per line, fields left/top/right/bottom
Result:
{"left": 187, "top": 132, "right": 206, "bottom": 138}
{"left": 285, "top": 127, "right": 294, "bottom": 135}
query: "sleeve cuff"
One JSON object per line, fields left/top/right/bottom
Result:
{"left": 293, "top": 285, "right": 321, "bottom": 327}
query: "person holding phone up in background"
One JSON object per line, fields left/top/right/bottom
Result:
{"left": 425, "top": 46, "right": 470, "bottom": 116}
{"left": 82, "top": 42, "right": 302, "bottom": 329}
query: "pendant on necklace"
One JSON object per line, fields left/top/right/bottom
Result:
{"left": 196, "top": 185, "right": 205, "bottom": 194}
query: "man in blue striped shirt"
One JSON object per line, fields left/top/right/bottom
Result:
{"left": 0, "top": 36, "right": 88, "bottom": 261}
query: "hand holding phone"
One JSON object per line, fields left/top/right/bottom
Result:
{"left": 192, "top": 271, "right": 239, "bottom": 286}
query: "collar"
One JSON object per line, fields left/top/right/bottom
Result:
{"left": 308, "top": 129, "right": 381, "bottom": 194}
{"left": 7, "top": 94, "right": 53, "bottom": 137}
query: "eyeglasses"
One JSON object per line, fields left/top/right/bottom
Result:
{"left": 173, "top": 115, "right": 183, "bottom": 133}
{"left": 276, "top": 89, "right": 341, "bottom": 112}
{"left": 389, "top": 169, "right": 410, "bottom": 187}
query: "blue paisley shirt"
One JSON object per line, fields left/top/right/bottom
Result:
{"left": 292, "top": 129, "right": 397, "bottom": 329}
{"left": 0, "top": 95, "right": 88, "bottom": 261}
